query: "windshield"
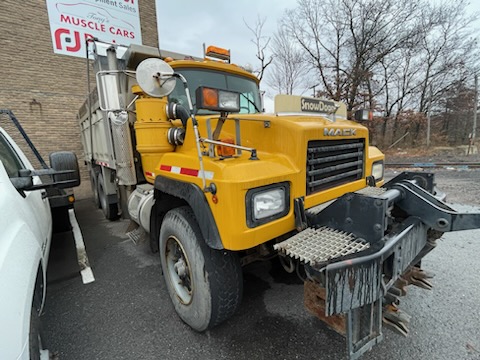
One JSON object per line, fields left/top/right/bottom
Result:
{"left": 168, "top": 68, "right": 261, "bottom": 115}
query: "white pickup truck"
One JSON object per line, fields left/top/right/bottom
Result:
{"left": 0, "top": 124, "right": 80, "bottom": 359}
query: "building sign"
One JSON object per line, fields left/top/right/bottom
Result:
{"left": 46, "top": 0, "right": 142, "bottom": 58}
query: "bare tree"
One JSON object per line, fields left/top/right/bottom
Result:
{"left": 268, "top": 0, "right": 479, "bottom": 145}
{"left": 266, "top": 25, "right": 309, "bottom": 94}
{"left": 244, "top": 16, "right": 273, "bottom": 82}
{"left": 281, "top": 0, "right": 421, "bottom": 114}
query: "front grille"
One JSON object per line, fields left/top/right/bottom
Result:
{"left": 306, "top": 139, "right": 364, "bottom": 195}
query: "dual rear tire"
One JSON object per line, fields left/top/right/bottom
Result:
{"left": 90, "top": 165, "right": 118, "bottom": 220}
{"left": 94, "top": 172, "right": 118, "bottom": 220}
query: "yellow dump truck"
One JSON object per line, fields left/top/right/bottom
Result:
{"left": 78, "top": 41, "right": 480, "bottom": 359}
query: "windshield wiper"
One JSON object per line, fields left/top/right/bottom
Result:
{"left": 240, "top": 93, "right": 261, "bottom": 113}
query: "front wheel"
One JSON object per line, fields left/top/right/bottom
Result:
{"left": 159, "top": 206, "right": 243, "bottom": 331}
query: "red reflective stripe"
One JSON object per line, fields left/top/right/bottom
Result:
{"left": 180, "top": 168, "right": 198, "bottom": 177}
{"left": 95, "top": 161, "right": 109, "bottom": 167}
{"left": 160, "top": 165, "right": 212, "bottom": 179}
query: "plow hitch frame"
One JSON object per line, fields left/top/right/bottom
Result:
{"left": 275, "top": 172, "right": 480, "bottom": 359}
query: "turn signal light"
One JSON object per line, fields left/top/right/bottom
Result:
{"left": 217, "top": 138, "right": 236, "bottom": 157}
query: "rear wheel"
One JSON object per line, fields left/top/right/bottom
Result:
{"left": 159, "top": 206, "right": 243, "bottom": 331}
{"left": 97, "top": 173, "right": 118, "bottom": 220}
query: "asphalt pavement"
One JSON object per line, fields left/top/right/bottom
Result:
{"left": 43, "top": 177, "right": 480, "bottom": 360}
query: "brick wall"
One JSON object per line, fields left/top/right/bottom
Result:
{"left": 0, "top": 0, "right": 158, "bottom": 199}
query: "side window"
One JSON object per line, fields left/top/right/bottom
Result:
{"left": 0, "top": 133, "right": 25, "bottom": 178}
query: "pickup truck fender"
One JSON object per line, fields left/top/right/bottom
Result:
{"left": 0, "top": 222, "right": 44, "bottom": 360}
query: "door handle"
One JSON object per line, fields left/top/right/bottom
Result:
{"left": 41, "top": 191, "right": 47, "bottom": 199}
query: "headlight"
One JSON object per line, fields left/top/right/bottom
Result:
{"left": 246, "top": 182, "right": 290, "bottom": 227}
{"left": 195, "top": 86, "right": 240, "bottom": 113}
{"left": 372, "top": 161, "right": 384, "bottom": 181}
{"left": 254, "top": 189, "right": 285, "bottom": 219}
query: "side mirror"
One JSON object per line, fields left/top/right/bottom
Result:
{"left": 10, "top": 151, "right": 80, "bottom": 192}
{"left": 49, "top": 151, "right": 81, "bottom": 189}
{"left": 354, "top": 109, "right": 373, "bottom": 121}
{"left": 96, "top": 71, "right": 123, "bottom": 112}
{"left": 136, "top": 58, "right": 176, "bottom": 97}
{"left": 10, "top": 169, "right": 34, "bottom": 191}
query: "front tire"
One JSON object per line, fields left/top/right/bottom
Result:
{"left": 159, "top": 206, "right": 243, "bottom": 331}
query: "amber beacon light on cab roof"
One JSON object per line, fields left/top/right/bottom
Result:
{"left": 78, "top": 40, "right": 480, "bottom": 359}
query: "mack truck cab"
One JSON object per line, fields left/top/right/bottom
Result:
{"left": 78, "top": 41, "right": 480, "bottom": 359}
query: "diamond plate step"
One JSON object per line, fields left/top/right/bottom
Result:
{"left": 274, "top": 226, "right": 370, "bottom": 266}
{"left": 306, "top": 187, "right": 386, "bottom": 216}
{"left": 355, "top": 186, "right": 387, "bottom": 197}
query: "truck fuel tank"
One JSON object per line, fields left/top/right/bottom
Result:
{"left": 127, "top": 184, "right": 154, "bottom": 233}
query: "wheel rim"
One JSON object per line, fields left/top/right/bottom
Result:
{"left": 165, "top": 235, "right": 193, "bottom": 305}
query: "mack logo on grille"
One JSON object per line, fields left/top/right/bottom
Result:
{"left": 301, "top": 98, "right": 337, "bottom": 114}
{"left": 324, "top": 128, "right": 357, "bottom": 136}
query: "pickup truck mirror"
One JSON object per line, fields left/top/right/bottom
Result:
{"left": 10, "top": 151, "right": 80, "bottom": 192}
{"left": 49, "top": 151, "right": 81, "bottom": 189}
{"left": 10, "top": 171, "right": 33, "bottom": 190}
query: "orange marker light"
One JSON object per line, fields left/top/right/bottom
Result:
{"left": 203, "top": 88, "right": 218, "bottom": 107}
{"left": 217, "top": 138, "right": 236, "bottom": 157}
{"left": 205, "top": 45, "right": 230, "bottom": 61}
{"left": 212, "top": 195, "right": 218, "bottom": 204}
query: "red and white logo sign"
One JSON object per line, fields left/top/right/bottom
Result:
{"left": 46, "top": 0, "right": 142, "bottom": 58}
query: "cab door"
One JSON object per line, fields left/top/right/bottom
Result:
{"left": 0, "top": 130, "right": 52, "bottom": 261}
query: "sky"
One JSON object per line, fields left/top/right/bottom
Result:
{"left": 155, "top": 0, "right": 293, "bottom": 66}
{"left": 155, "top": 0, "right": 295, "bottom": 110}
{"left": 156, "top": 0, "right": 480, "bottom": 111}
